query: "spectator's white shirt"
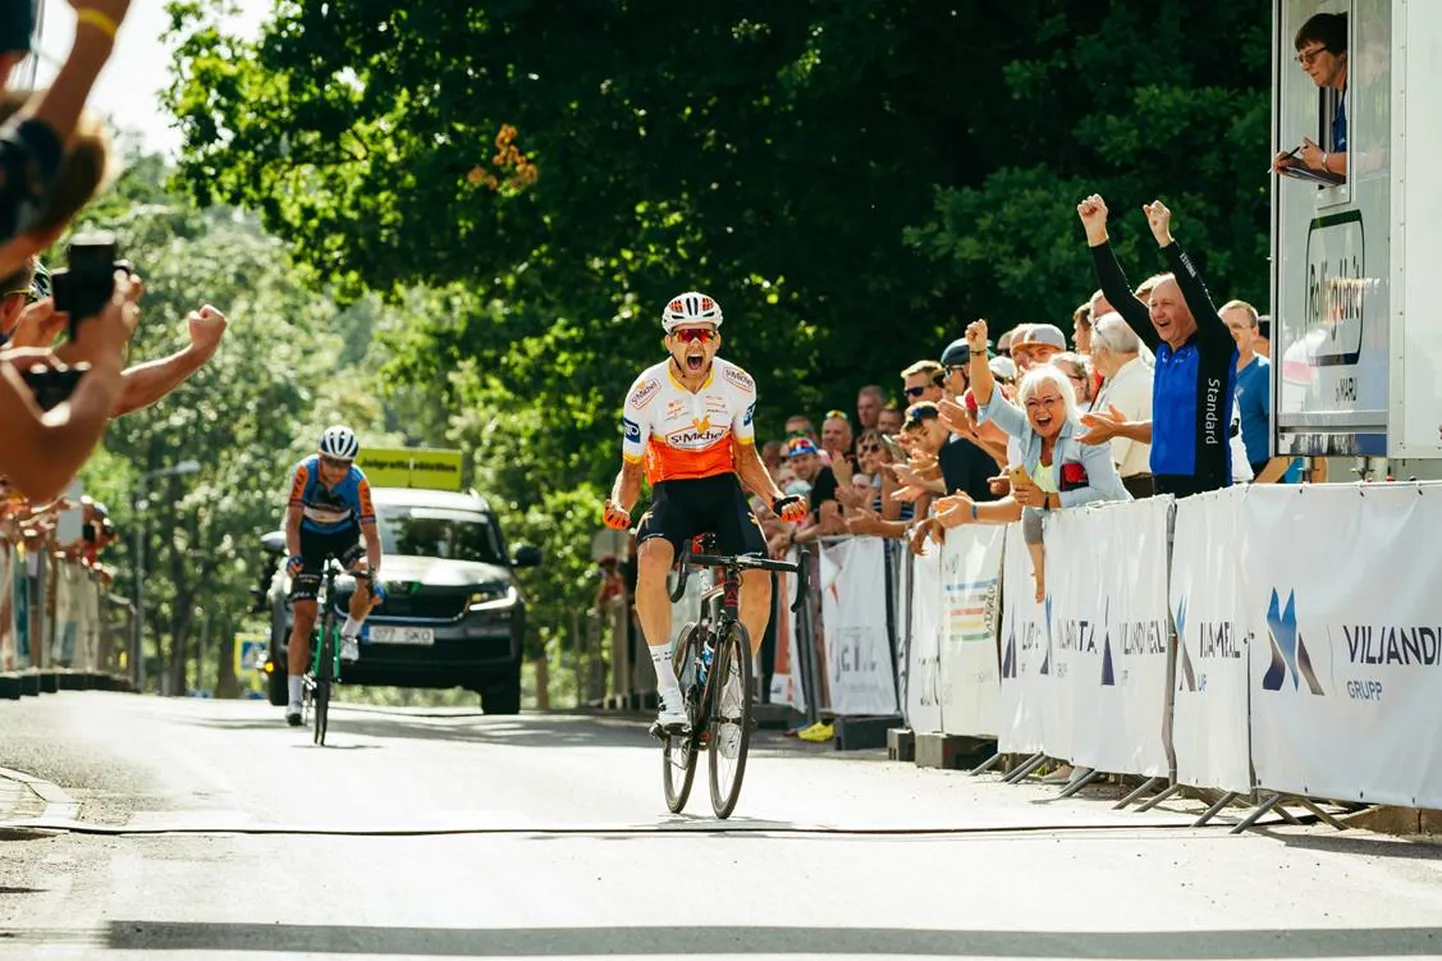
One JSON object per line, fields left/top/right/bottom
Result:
{"left": 1093, "top": 356, "right": 1153, "bottom": 478}
{"left": 1230, "top": 395, "right": 1253, "bottom": 483}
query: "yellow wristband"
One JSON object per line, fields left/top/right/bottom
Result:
{"left": 74, "top": 8, "right": 118, "bottom": 40}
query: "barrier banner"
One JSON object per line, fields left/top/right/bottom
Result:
{"left": 905, "top": 541, "right": 943, "bottom": 733}
{"left": 1241, "top": 483, "right": 1442, "bottom": 807}
{"left": 938, "top": 524, "right": 1004, "bottom": 737}
{"left": 820, "top": 537, "right": 897, "bottom": 716}
{"left": 769, "top": 552, "right": 807, "bottom": 713}
{"left": 893, "top": 536, "right": 912, "bottom": 726}
{"left": 1170, "top": 488, "right": 1254, "bottom": 793}
{"left": 1047, "top": 498, "right": 1172, "bottom": 777}
{"left": 998, "top": 523, "right": 1048, "bottom": 754}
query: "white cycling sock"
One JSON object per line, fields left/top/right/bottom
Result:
{"left": 650, "top": 644, "right": 682, "bottom": 709}
{"left": 342, "top": 616, "right": 362, "bottom": 638}
{"left": 287, "top": 675, "right": 302, "bottom": 707}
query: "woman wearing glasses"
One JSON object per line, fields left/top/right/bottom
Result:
{"left": 936, "top": 320, "right": 1130, "bottom": 601}
{"left": 1271, "top": 12, "right": 1348, "bottom": 182}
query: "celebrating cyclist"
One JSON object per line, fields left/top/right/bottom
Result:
{"left": 281, "top": 425, "right": 383, "bottom": 726}
{"left": 603, "top": 292, "right": 809, "bottom": 736}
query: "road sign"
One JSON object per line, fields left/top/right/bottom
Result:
{"left": 356, "top": 447, "right": 464, "bottom": 491}
{"left": 234, "top": 632, "right": 268, "bottom": 695}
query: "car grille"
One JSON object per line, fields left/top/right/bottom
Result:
{"left": 334, "top": 591, "right": 468, "bottom": 621}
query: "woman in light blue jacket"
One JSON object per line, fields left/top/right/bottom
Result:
{"left": 937, "top": 319, "right": 1131, "bottom": 600}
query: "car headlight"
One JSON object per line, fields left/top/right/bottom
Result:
{"left": 468, "top": 583, "right": 519, "bottom": 612}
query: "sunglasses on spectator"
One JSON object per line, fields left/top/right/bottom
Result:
{"left": 1295, "top": 45, "right": 1329, "bottom": 65}
{"left": 671, "top": 328, "right": 716, "bottom": 343}
{"left": 904, "top": 386, "right": 928, "bottom": 399}
{"left": 858, "top": 443, "right": 882, "bottom": 455}
{"left": 824, "top": 409, "right": 849, "bottom": 422}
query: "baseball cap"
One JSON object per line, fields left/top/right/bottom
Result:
{"left": 1018, "top": 323, "right": 1067, "bottom": 351}
{"left": 785, "top": 437, "right": 820, "bottom": 458}
{"left": 940, "top": 337, "right": 993, "bottom": 367}
{"left": 989, "top": 356, "right": 1018, "bottom": 382}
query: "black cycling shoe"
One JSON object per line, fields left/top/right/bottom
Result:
{"left": 286, "top": 711, "right": 303, "bottom": 728}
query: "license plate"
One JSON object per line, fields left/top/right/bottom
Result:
{"left": 370, "top": 625, "right": 435, "bottom": 646}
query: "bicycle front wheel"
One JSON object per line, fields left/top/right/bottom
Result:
{"left": 707, "top": 621, "right": 753, "bottom": 819}
{"left": 313, "top": 621, "right": 335, "bottom": 746}
{"left": 663, "top": 623, "right": 700, "bottom": 814}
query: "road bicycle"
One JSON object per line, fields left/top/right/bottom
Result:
{"left": 301, "top": 558, "right": 346, "bottom": 746}
{"left": 661, "top": 535, "right": 809, "bottom": 819}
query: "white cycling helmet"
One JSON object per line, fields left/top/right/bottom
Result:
{"left": 318, "top": 425, "right": 360, "bottom": 460}
{"left": 661, "top": 291, "right": 723, "bottom": 333}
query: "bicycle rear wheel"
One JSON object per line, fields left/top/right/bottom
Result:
{"left": 707, "top": 621, "right": 753, "bottom": 819}
{"left": 313, "top": 619, "right": 335, "bottom": 746}
{"left": 662, "top": 623, "right": 701, "bottom": 813}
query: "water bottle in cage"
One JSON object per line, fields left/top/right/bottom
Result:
{"left": 698, "top": 633, "right": 715, "bottom": 687}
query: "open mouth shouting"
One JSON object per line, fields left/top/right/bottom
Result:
{"left": 685, "top": 348, "right": 706, "bottom": 372}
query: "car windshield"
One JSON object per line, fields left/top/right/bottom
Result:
{"left": 376, "top": 506, "right": 507, "bottom": 565}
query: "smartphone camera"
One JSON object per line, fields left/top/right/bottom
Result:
{"left": 50, "top": 230, "right": 134, "bottom": 336}
{"left": 18, "top": 360, "right": 91, "bottom": 412}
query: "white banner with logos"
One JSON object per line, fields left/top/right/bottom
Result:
{"left": 1047, "top": 498, "right": 1172, "bottom": 778}
{"left": 820, "top": 537, "right": 898, "bottom": 717}
{"left": 905, "top": 541, "right": 943, "bottom": 734}
{"left": 998, "top": 523, "right": 1048, "bottom": 755}
{"left": 1242, "top": 483, "right": 1442, "bottom": 808}
{"left": 1170, "top": 488, "right": 1255, "bottom": 794}
{"left": 938, "top": 524, "right": 1004, "bottom": 737}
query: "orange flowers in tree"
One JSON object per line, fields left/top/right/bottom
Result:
{"left": 467, "top": 124, "right": 540, "bottom": 193}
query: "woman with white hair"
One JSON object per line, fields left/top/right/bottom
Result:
{"left": 1087, "top": 312, "right": 1155, "bottom": 498}
{"left": 937, "top": 319, "right": 1130, "bottom": 601}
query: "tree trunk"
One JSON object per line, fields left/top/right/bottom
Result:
{"left": 534, "top": 655, "right": 549, "bottom": 711}
{"left": 215, "top": 617, "right": 240, "bottom": 699}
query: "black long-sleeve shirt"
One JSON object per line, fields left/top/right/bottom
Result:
{"left": 1090, "top": 240, "right": 1238, "bottom": 497}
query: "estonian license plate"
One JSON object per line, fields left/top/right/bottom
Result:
{"left": 370, "top": 625, "right": 435, "bottom": 646}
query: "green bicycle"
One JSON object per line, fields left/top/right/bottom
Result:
{"left": 301, "top": 558, "right": 346, "bottom": 746}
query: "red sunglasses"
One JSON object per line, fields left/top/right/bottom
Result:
{"left": 672, "top": 328, "right": 716, "bottom": 343}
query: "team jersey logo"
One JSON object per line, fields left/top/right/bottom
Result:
{"left": 722, "top": 366, "right": 754, "bottom": 393}
{"left": 623, "top": 417, "right": 642, "bottom": 444}
{"left": 629, "top": 377, "right": 661, "bottom": 410}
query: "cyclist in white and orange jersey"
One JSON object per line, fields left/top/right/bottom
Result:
{"left": 602, "top": 291, "right": 809, "bottom": 734}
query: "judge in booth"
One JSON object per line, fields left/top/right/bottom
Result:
{"left": 1272, "top": 12, "right": 1349, "bottom": 186}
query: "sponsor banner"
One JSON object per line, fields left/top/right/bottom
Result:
{"left": 938, "top": 524, "right": 1004, "bottom": 737}
{"left": 905, "top": 540, "right": 943, "bottom": 734}
{"left": 1170, "top": 488, "right": 1255, "bottom": 794}
{"left": 1048, "top": 498, "right": 1173, "bottom": 777}
{"left": 998, "top": 523, "right": 1048, "bottom": 754}
{"left": 0, "top": 542, "right": 11, "bottom": 672}
{"left": 769, "top": 553, "right": 807, "bottom": 713}
{"left": 1242, "top": 483, "right": 1442, "bottom": 807}
{"left": 356, "top": 447, "right": 464, "bottom": 492}
{"left": 820, "top": 537, "right": 898, "bottom": 717}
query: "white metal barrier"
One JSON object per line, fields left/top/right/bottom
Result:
{"left": 788, "top": 482, "right": 1442, "bottom": 825}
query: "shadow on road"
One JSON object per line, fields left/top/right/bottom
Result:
{"left": 17, "top": 920, "right": 1423, "bottom": 956}
{"left": 187, "top": 708, "right": 826, "bottom": 759}
{"left": 1262, "top": 828, "right": 1442, "bottom": 861}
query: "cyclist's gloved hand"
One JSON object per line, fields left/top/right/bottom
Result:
{"left": 285, "top": 555, "right": 303, "bottom": 578}
{"left": 602, "top": 498, "right": 631, "bottom": 531}
{"left": 772, "top": 494, "right": 809, "bottom": 525}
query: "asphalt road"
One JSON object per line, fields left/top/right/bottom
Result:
{"left": 1, "top": 692, "right": 1441, "bottom": 960}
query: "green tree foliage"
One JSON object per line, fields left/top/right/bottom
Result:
{"left": 161, "top": 0, "right": 1273, "bottom": 677}
{"left": 71, "top": 152, "right": 399, "bottom": 695}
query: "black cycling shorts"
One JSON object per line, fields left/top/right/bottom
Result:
{"left": 289, "top": 524, "right": 366, "bottom": 602}
{"left": 636, "top": 474, "right": 767, "bottom": 559}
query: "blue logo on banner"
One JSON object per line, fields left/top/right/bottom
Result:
{"left": 1175, "top": 597, "right": 1197, "bottom": 692}
{"left": 1039, "top": 594, "right": 1053, "bottom": 676}
{"left": 1100, "top": 599, "right": 1116, "bottom": 686}
{"left": 1263, "top": 589, "right": 1325, "bottom": 695}
{"left": 1002, "top": 622, "right": 1016, "bottom": 680}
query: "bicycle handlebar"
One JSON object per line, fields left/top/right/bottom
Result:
{"left": 666, "top": 541, "right": 811, "bottom": 613}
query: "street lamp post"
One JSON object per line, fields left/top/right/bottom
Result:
{"left": 132, "top": 459, "right": 201, "bottom": 693}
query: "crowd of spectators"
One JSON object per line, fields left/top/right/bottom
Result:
{"left": 747, "top": 194, "right": 1300, "bottom": 748}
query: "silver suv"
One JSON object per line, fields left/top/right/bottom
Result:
{"left": 259, "top": 487, "right": 540, "bottom": 713}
